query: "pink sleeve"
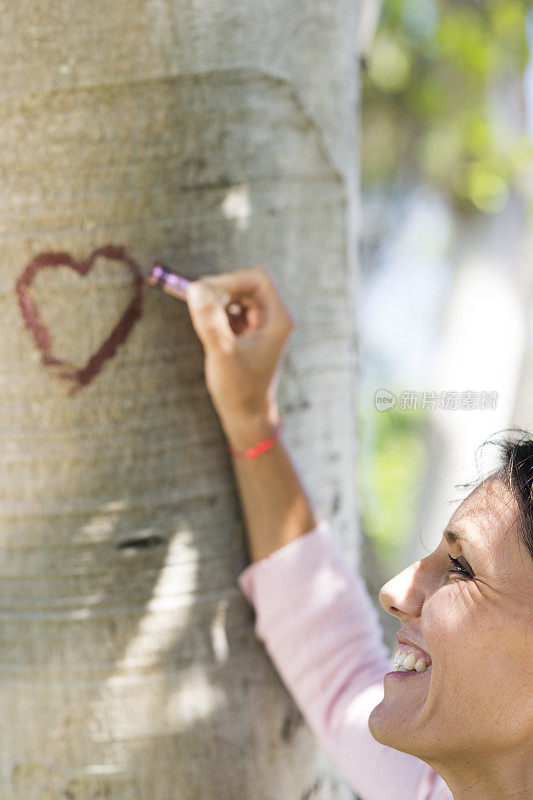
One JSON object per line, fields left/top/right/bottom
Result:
{"left": 237, "top": 518, "right": 452, "bottom": 800}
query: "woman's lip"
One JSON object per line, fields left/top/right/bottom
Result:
{"left": 384, "top": 666, "right": 433, "bottom": 678}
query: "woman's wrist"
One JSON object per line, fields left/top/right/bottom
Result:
{"left": 219, "top": 401, "right": 318, "bottom": 563}
{"left": 217, "top": 401, "right": 282, "bottom": 453}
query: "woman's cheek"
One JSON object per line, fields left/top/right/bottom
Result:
{"left": 422, "top": 586, "right": 471, "bottom": 660}
{"left": 422, "top": 588, "right": 451, "bottom": 643}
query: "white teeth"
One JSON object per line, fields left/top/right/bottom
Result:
{"left": 391, "top": 648, "right": 431, "bottom": 673}
{"left": 403, "top": 652, "right": 417, "bottom": 670}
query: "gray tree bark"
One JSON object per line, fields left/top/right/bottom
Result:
{"left": 0, "top": 2, "right": 362, "bottom": 797}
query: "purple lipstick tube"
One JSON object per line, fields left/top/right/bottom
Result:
{"left": 146, "top": 263, "right": 244, "bottom": 317}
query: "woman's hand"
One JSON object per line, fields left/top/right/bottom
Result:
{"left": 185, "top": 265, "right": 295, "bottom": 423}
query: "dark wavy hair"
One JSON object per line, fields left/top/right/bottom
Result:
{"left": 460, "top": 428, "right": 533, "bottom": 561}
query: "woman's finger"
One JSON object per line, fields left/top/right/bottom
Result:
{"left": 202, "top": 265, "right": 294, "bottom": 331}
{"left": 186, "top": 282, "right": 236, "bottom": 354}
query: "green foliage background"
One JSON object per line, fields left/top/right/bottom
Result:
{"left": 358, "top": 407, "right": 428, "bottom": 569}
{"left": 361, "top": 0, "right": 532, "bottom": 213}
{"left": 358, "top": 1, "right": 531, "bottom": 567}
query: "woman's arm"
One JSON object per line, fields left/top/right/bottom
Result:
{"left": 218, "top": 403, "right": 319, "bottom": 562}
{"left": 186, "top": 265, "right": 318, "bottom": 562}
{"left": 185, "top": 266, "right": 452, "bottom": 800}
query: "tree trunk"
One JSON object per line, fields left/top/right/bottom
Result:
{"left": 1, "top": 3, "right": 361, "bottom": 797}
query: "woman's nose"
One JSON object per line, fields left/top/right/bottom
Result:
{"left": 379, "top": 560, "right": 427, "bottom": 620}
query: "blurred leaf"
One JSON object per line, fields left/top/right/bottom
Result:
{"left": 466, "top": 164, "right": 510, "bottom": 213}
{"left": 463, "top": 114, "right": 493, "bottom": 158}
{"left": 436, "top": 9, "right": 500, "bottom": 80}
{"left": 368, "top": 33, "right": 413, "bottom": 91}
{"left": 409, "top": 74, "right": 448, "bottom": 116}
{"left": 491, "top": 0, "right": 527, "bottom": 40}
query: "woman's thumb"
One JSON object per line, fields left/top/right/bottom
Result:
{"left": 186, "top": 281, "right": 234, "bottom": 352}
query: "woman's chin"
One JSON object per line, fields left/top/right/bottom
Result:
{"left": 368, "top": 665, "right": 434, "bottom": 749}
{"left": 368, "top": 697, "right": 425, "bottom": 754}
{"left": 368, "top": 700, "right": 394, "bottom": 746}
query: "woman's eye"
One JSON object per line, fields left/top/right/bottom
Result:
{"left": 448, "top": 555, "right": 474, "bottom": 580}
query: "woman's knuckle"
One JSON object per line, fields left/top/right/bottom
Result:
{"left": 218, "top": 339, "right": 237, "bottom": 357}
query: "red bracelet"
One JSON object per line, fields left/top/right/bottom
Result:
{"left": 228, "top": 420, "right": 283, "bottom": 459}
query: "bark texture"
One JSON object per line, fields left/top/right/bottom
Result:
{"left": 1, "top": 2, "right": 361, "bottom": 797}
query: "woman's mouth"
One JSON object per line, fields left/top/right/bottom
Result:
{"left": 384, "top": 667, "right": 432, "bottom": 679}
{"left": 385, "top": 647, "right": 433, "bottom": 677}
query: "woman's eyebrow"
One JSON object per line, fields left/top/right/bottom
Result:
{"left": 444, "top": 529, "right": 479, "bottom": 551}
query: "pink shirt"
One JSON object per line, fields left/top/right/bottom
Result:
{"left": 237, "top": 518, "right": 452, "bottom": 800}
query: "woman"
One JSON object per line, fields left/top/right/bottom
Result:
{"left": 185, "top": 264, "right": 533, "bottom": 800}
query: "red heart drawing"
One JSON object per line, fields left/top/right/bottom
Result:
{"left": 15, "top": 245, "right": 143, "bottom": 395}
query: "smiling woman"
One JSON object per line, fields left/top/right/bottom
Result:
{"left": 370, "top": 436, "right": 533, "bottom": 797}
{"left": 186, "top": 265, "right": 533, "bottom": 800}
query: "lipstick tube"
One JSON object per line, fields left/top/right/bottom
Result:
{"left": 146, "top": 263, "right": 244, "bottom": 317}
{"left": 146, "top": 263, "right": 191, "bottom": 300}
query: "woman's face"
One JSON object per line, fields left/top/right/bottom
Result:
{"left": 368, "top": 477, "right": 533, "bottom": 773}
